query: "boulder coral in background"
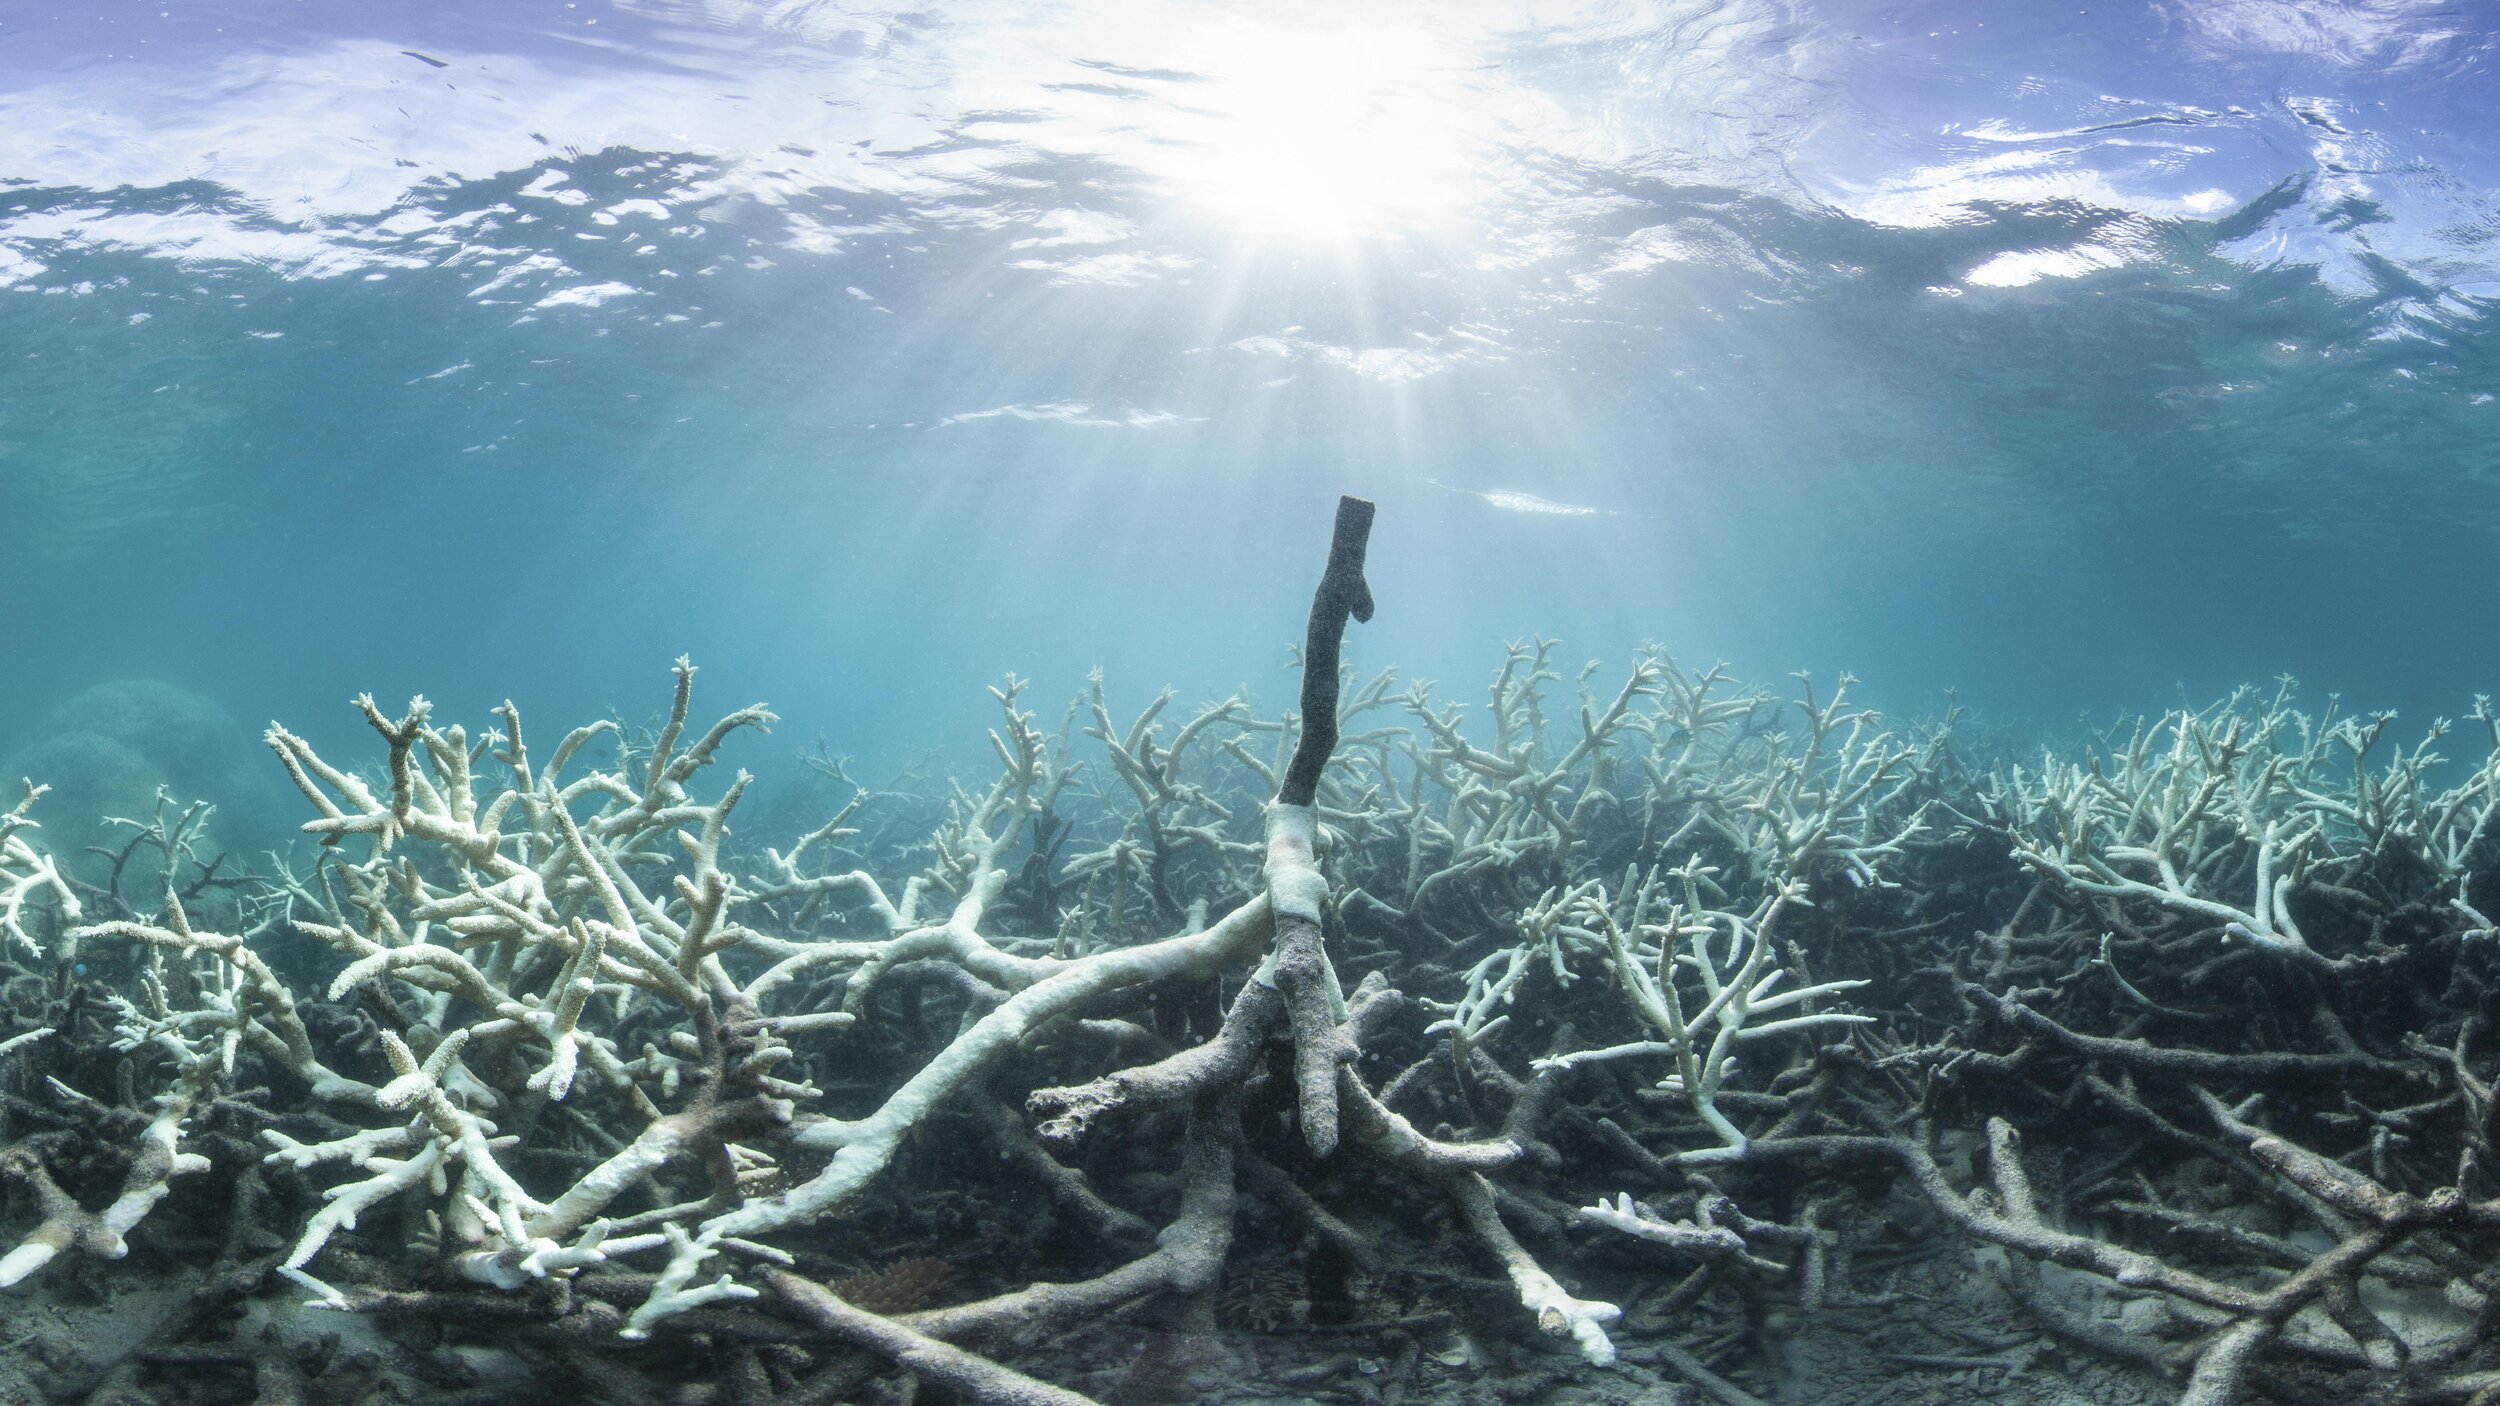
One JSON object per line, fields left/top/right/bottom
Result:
{"left": 0, "top": 680, "right": 289, "bottom": 884}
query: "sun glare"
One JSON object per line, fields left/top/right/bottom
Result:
{"left": 1162, "top": 22, "right": 1490, "bottom": 243}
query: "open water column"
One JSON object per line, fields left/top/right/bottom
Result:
{"left": 1, "top": 3, "right": 2498, "bottom": 1404}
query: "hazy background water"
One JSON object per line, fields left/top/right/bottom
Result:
{"left": 1, "top": 0, "right": 2496, "bottom": 846}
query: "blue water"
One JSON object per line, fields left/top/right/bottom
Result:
{"left": 1, "top": 0, "right": 2495, "bottom": 812}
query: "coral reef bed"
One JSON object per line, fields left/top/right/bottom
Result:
{"left": 7, "top": 512, "right": 2500, "bottom": 1405}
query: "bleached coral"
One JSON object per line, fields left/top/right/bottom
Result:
{"left": 1534, "top": 866, "right": 1871, "bottom": 1159}
{"left": 0, "top": 781, "right": 79, "bottom": 957}
{"left": 237, "top": 659, "right": 793, "bottom": 1299}
{"left": 1995, "top": 681, "right": 2500, "bottom": 962}
{"left": 37, "top": 604, "right": 2500, "bottom": 1406}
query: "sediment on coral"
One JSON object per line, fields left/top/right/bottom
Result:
{"left": 8, "top": 577, "right": 2500, "bottom": 1402}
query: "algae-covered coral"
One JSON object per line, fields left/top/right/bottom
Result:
{"left": 6, "top": 506, "right": 2500, "bottom": 1406}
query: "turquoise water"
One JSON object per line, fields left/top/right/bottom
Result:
{"left": 6, "top": 2, "right": 2494, "bottom": 774}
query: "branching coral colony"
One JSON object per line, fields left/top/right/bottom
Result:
{"left": 11, "top": 508, "right": 2500, "bottom": 1405}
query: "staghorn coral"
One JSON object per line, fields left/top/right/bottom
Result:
{"left": 17, "top": 511, "right": 2500, "bottom": 1405}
